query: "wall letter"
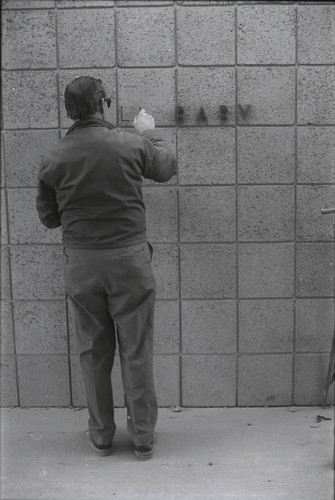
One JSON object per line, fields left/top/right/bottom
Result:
{"left": 197, "top": 106, "right": 208, "bottom": 125}
{"left": 238, "top": 104, "right": 251, "bottom": 120}
{"left": 219, "top": 105, "right": 229, "bottom": 122}
{"left": 176, "top": 105, "right": 185, "bottom": 123}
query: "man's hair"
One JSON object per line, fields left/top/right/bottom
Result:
{"left": 64, "top": 76, "right": 106, "bottom": 121}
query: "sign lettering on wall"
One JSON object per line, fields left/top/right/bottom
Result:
{"left": 119, "top": 104, "right": 251, "bottom": 124}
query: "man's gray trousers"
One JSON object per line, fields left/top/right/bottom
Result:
{"left": 63, "top": 242, "right": 158, "bottom": 447}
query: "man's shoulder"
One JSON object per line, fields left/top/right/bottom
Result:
{"left": 113, "top": 128, "right": 142, "bottom": 141}
{"left": 109, "top": 128, "right": 146, "bottom": 149}
{"left": 41, "top": 134, "right": 77, "bottom": 169}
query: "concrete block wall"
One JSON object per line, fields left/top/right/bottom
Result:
{"left": 1, "top": 0, "right": 334, "bottom": 408}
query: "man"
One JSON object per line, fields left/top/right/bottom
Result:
{"left": 36, "top": 76, "right": 177, "bottom": 459}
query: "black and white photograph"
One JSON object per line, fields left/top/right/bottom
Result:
{"left": 1, "top": 0, "right": 334, "bottom": 499}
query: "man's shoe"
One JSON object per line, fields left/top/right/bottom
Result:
{"left": 84, "top": 430, "right": 113, "bottom": 457}
{"left": 134, "top": 432, "right": 157, "bottom": 459}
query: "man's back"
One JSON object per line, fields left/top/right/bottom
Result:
{"left": 37, "top": 120, "right": 176, "bottom": 249}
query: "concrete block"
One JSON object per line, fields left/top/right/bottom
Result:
{"left": 118, "top": 69, "right": 175, "bottom": 126}
{"left": 0, "top": 356, "right": 18, "bottom": 407}
{"left": 297, "top": 186, "right": 335, "bottom": 241}
{"left": 17, "top": 355, "right": 70, "bottom": 406}
{"left": 154, "top": 354, "right": 180, "bottom": 407}
{"left": 2, "top": 71, "right": 58, "bottom": 129}
{"left": 178, "top": 1, "right": 234, "bottom": 4}
{"left": 117, "top": 0, "right": 173, "bottom": 5}
{"left": 1, "top": 247, "right": 11, "bottom": 300}
{"left": 177, "top": 68, "right": 235, "bottom": 126}
{"left": 117, "top": 7, "right": 175, "bottom": 67}
{"left": 238, "top": 186, "right": 295, "bottom": 242}
{"left": 0, "top": 301, "right": 14, "bottom": 354}
{"left": 57, "top": 9, "right": 115, "bottom": 68}
{"left": 297, "top": 127, "right": 335, "bottom": 184}
{"left": 239, "top": 299, "right": 294, "bottom": 353}
{"left": 238, "top": 243, "right": 294, "bottom": 298}
{"left": 59, "top": 69, "right": 116, "bottom": 129}
{"left": 1, "top": 190, "right": 8, "bottom": 245}
{"left": 70, "top": 355, "right": 87, "bottom": 407}
{"left": 237, "top": 67, "right": 295, "bottom": 125}
{"left": 10, "top": 245, "right": 65, "bottom": 300}
{"left": 180, "top": 244, "right": 236, "bottom": 299}
{"left": 2, "top": 0, "right": 54, "bottom": 7}
{"left": 7, "top": 188, "right": 62, "bottom": 245}
{"left": 181, "top": 300, "right": 237, "bottom": 354}
{"left": 13, "top": 301, "right": 68, "bottom": 355}
{"left": 177, "top": 6, "right": 235, "bottom": 65}
{"left": 178, "top": 128, "right": 236, "bottom": 185}
{"left": 237, "top": 127, "right": 295, "bottom": 184}
{"left": 4, "top": 130, "right": 59, "bottom": 188}
{"left": 182, "top": 355, "right": 236, "bottom": 406}
{"left": 70, "top": 354, "right": 125, "bottom": 408}
{"left": 237, "top": 5, "right": 295, "bottom": 64}
{"left": 179, "top": 187, "right": 236, "bottom": 242}
{"left": 67, "top": 299, "right": 77, "bottom": 354}
{"left": 298, "top": 6, "right": 335, "bottom": 64}
{"left": 2, "top": 10, "right": 56, "bottom": 70}
{"left": 296, "top": 243, "right": 335, "bottom": 297}
{"left": 58, "top": 0, "right": 112, "bottom": 6}
{"left": 154, "top": 300, "right": 180, "bottom": 354}
{"left": 1, "top": 133, "right": 5, "bottom": 188}
{"left": 298, "top": 67, "right": 335, "bottom": 125}
{"left": 237, "top": 1, "right": 296, "bottom": 4}
{"left": 238, "top": 355, "right": 293, "bottom": 406}
{"left": 142, "top": 187, "right": 178, "bottom": 243}
{"left": 151, "top": 244, "right": 179, "bottom": 299}
{"left": 296, "top": 299, "right": 334, "bottom": 353}
{"left": 294, "top": 354, "right": 334, "bottom": 405}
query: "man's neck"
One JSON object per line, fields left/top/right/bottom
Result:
{"left": 90, "top": 112, "right": 104, "bottom": 120}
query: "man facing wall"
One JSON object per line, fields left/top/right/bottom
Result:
{"left": 36, "top": 76, "right": 177, "bottom": 458}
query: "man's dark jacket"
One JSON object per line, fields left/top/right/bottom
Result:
{"left": 36, "top": 118, "right": 177, "bottom": 249}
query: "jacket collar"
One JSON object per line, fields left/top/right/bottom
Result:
{"left": 66, "top": 117, "right": 114, "bottom": 135}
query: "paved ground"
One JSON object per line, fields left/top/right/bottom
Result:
{"left": 1, "top": 406, "right": 334, "bottom": 500}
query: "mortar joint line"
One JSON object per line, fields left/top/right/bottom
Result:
{"left": 54, "top": 1, "right": 61, "bottom": 136}
{"left": 2, "top": 140, "right": 21, "bottom": 406}
{"left": 292, "top": 3, "right": 299, "bottom": 406}
{"left": 234, "top": 3, "right": 240, "bottom": 407}
{"left": 173, "top": 1, "right": 183, "bottom": 408}
{"left": 54, "top": 2, "right": 74, "bottom": 405}
{"left": 114, "top": 3, "right": 119, "bottom": 127}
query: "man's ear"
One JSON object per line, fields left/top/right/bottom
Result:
{"left": 98, "top": 98, "right": 104, "bottom": 116}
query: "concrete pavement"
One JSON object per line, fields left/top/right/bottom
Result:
{"left": 1, "top": 406, "right": 334, "bottom": 500}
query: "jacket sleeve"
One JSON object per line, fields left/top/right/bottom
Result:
{"left": 36, "top": 172, "right": 61, "bottom": 229}
{"left": 140, "top": 129, "right": 177, "bottom": 182}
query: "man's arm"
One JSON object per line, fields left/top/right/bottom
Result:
{"left": 36, "top": 177, "right": 61, "bottom": 229}
{"left": 141, "top": 129, "right": 177, "bottom": 183}
{"left": 133, "top": 109, "right": 177, "bottom": 183}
